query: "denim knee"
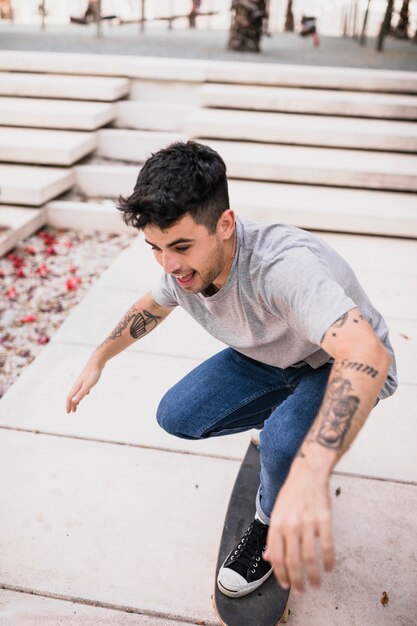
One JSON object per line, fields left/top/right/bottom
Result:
{"left": 156, "top": 390, "right": 198, "bottom": 440}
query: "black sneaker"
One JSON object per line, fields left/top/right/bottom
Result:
{"left": 217, "top": 518, "right": 273, "bottom": 597}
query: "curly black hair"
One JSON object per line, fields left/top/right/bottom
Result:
{"left": 117, "top": 141, "right": 229, "bottom": 233}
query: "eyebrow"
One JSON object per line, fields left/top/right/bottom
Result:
{"left": 144, "top": 237, "right": 195, "bottom": 248}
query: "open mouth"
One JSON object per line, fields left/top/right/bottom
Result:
{"left": 175, "top": 271, "right": 196, "bottom": 288}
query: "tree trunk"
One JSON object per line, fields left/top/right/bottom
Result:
{"left": 284, "top": 0, "right": 294, "bottom": 32}
{"left": 228, "top": 0, "right": 267, "bottom": 52}
{"left": 189, "top": 0, "right": 201, "bottom": 28}
{"left": 393, "top": 0, "right": 410, "bottom": 38}
{"left": 376, "top": 0, "right": 394, "bottom": 51}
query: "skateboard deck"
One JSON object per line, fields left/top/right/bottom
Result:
{"left": 213, "top": 442, "right": 290, "bottom": 626}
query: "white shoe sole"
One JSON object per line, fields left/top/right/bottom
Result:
{"left": 217, "top": 563, "right": 273, "bottom": 598}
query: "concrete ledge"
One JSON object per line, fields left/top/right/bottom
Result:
{"left": 74, "top": 164, "right": 138, "bottom": 198}
{"left": 72, "top": 165, "right": 417, "bottom": 238}
{"left": 207, "top": 60, "right": 417, "bottom": 93}
{"left": 0, "top": 72, "right": 130, "bottom": 101}
{"left": 0, "top": 205, "right": 46, "bottom": 257}
{"left": 188, "top": 108, "right": 417, "bottom": 152}
{"left": 0, "top": 127, "right": 97, "bottom": 166}
{"left": 228, "top": 179, "right": 417, "bottom": 238}
{"left": 0, "top": 97, "right": 116, "bottom": 130}
{"left": 97, "top": 129, "right": 183, "bottom": 163}
{"left": 0, "top": 51, "right": 208, "bottom": 83}
{"left": 115, "top": 101, "right": 196, "bottom": 132}
{"left": 208, "top": 139, "right": 417, "bottom": 192}
{"left": 199, "top": 84, "right": 417, "bottom": 120}
{"left": 0, "top": 165, "right": 75, "bottom": 207}
{"left": 0, "top": 51, "right": 416, "bottom": 93}
{"left": 46, "top": 200, "right": 137, "bottom": 235}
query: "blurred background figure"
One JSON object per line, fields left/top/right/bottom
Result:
{"left": 0, "top": 0, "right": 13, "bottom": 20}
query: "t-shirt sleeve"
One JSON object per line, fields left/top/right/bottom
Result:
{"left": 262, "top": 247, "right": 356, "bottom": 345}
{"left": 151, "top": 273, "right": 179, "bottom": 308}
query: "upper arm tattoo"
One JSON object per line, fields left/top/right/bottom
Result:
{"left": 330, "top": 310, "right": 364, "bottom": 338}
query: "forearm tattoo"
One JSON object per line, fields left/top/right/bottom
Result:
{"left": 316, "top": 369, "right": 360, "bottom": 450}
{"left": 100, "top": 306, "right": 161, "bottom": 346}
{"left": 129, "top": 309, "right": 161, "bottom": 339}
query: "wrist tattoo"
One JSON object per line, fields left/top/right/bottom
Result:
{"left": 316, "top": 368, "right": 360, "bottom": 450}
{"left": 129, "top": 309, "right": 161, "bottom": 339}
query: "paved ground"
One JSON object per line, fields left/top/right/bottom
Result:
{"left": 0, "top": 229, "right": 416, "bottom": 625}
{"left": 0, "top": 23, "right": 417, "bottom": 71}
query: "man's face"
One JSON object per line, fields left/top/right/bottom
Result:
{"left": 143, "top": 211, "right": 235, "bottom": 294}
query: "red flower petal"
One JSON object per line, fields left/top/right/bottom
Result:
{"left": 5, "top": 287, "right": 17, "bottom": 299}
{"left": 24, "top": 245, "right": 36, "bottom": 255}
{"left": 69, "top": 265, "right": 77, "bottom": 274}
{"left": 46, "top": 246, "right": 57, "bottom": 256}
{"left": 21, "top": 315, "right": 36, "bottom": 323}
{"left": 15, "top": 268, "right": 26, "bottom": 278}
{"left": 37, "top": 336, "right": 50, "bottom": 345}
{"left": 63, "top": 240, "right": 73, "bottom": 248}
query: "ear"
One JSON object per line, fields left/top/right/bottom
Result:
{"left": 217, "top": 209, "right": 235, "bottom": 240}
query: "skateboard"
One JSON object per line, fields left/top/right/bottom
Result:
{"left": 213, "top": 442, "right": 290, "bottom": 626}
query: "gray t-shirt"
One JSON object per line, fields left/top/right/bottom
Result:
{"left": 152, "top": 216, "right": 397, "bottom": 399}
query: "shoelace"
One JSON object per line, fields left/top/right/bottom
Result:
{"left": 230, "top": 522, "right": 266, "bottom": 570}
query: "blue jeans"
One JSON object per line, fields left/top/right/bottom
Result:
{"left": 157, "top": 348, "right": 332, "bottom": 524}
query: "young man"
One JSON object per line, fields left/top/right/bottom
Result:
{"left": 66, "top": 141, "right": 397, "bottom": 598}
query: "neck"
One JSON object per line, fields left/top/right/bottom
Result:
{"left": 213, "top": 226, "right": 236, "bottom": 290}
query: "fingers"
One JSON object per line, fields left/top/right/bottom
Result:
{"left": 66, "top": 381, "right": 89, "bottom": 413}
{"left": 318, "top": 515, "right": 335, "bottom": 572}
{"left": 266, "top": 518, "right": 334, "bottom": 594}
{"left": 301, "top": 526, "right": 320, "bottom": 588}
{"left": 264, "top": 529, "right": 289, "bottom": 590}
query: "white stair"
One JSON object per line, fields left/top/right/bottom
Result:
{"left": 0, "top": 205, "right": 46, "bottom": 256}
{"left": 208, "top": 139, "right": 417, "bottom": 192}
{"left": 97, "top": 129, "right": 184, "bottom": 163}
{"left": 0, "top": 165, "right": 74, "bottom": 206}
{"left": 73, "top": 163, "right": 417, "bottom": 238}
{"left": 199, "top": 84, "right": 417, "bottom": 120}
{"left": 115, "top": 101, "right": 196, "bottom": 132}
{"left": 187, "top": 108, "right": 417, "bottom": 153}
{"left": 0, "top": 72, "right": 130, "bottom": 101}
{"left": 95, "top": 129, "right": 417, "bottom": 192}
{"left": 0, "top": 97, "right": 116, "bottom": 130}
{"left": 0, "top": 127, "right": 97, "bottom": 166}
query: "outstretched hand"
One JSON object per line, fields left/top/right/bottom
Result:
{"left": 66, "top": 358, "right": 103, "bottom": 413}
{"left": 263, "top": 466, "right": 335, "bottom": 594}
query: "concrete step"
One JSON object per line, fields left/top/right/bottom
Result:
{"left": 0, "top": 165, "right": 74, "bottom": 206}
{"left": 114, "top": 101, "right": 196, "bottom": 132}
{"left": 228, "top": 179, "right": 417, "bottom": 238}
{"left": 0, "top": 205, "right": 46, "bottom": 257}
{"left": 0, "top": 127, "right": 97, "bottom": 166}
{"left": 0, "top": 97, "right": 116, "bottom": 131}
{"left": 0, "top": 72, "right": 130, "bottom": 101}
{"left": 187, "top": 108, "right": 417, "bottom": 153}
{"left": 209, "top": 139, "right": 417, "bottom": 192}
{"left": 1, "top": 51, "right": 416, "bottom": 94}
{"left": 207, "top": 61, "right": 417, "bottom": 94}
{"left": 46, "top": 200, "right": 136, "bottom": 235}
{"left": 199, "top": 84, "right": 417, "bottom": 120}
{"left": 95, "top": 130, "right": 417, "bottom": 192}
{"left": 73, "top": 164, "right": 417, "bottom": 238}
{"left": 97, "top": 129, "right": 184, "bottom": 163}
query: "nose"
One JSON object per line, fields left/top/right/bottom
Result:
{"left": 160, "top": 250, "right": 181, "bottom": 275}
